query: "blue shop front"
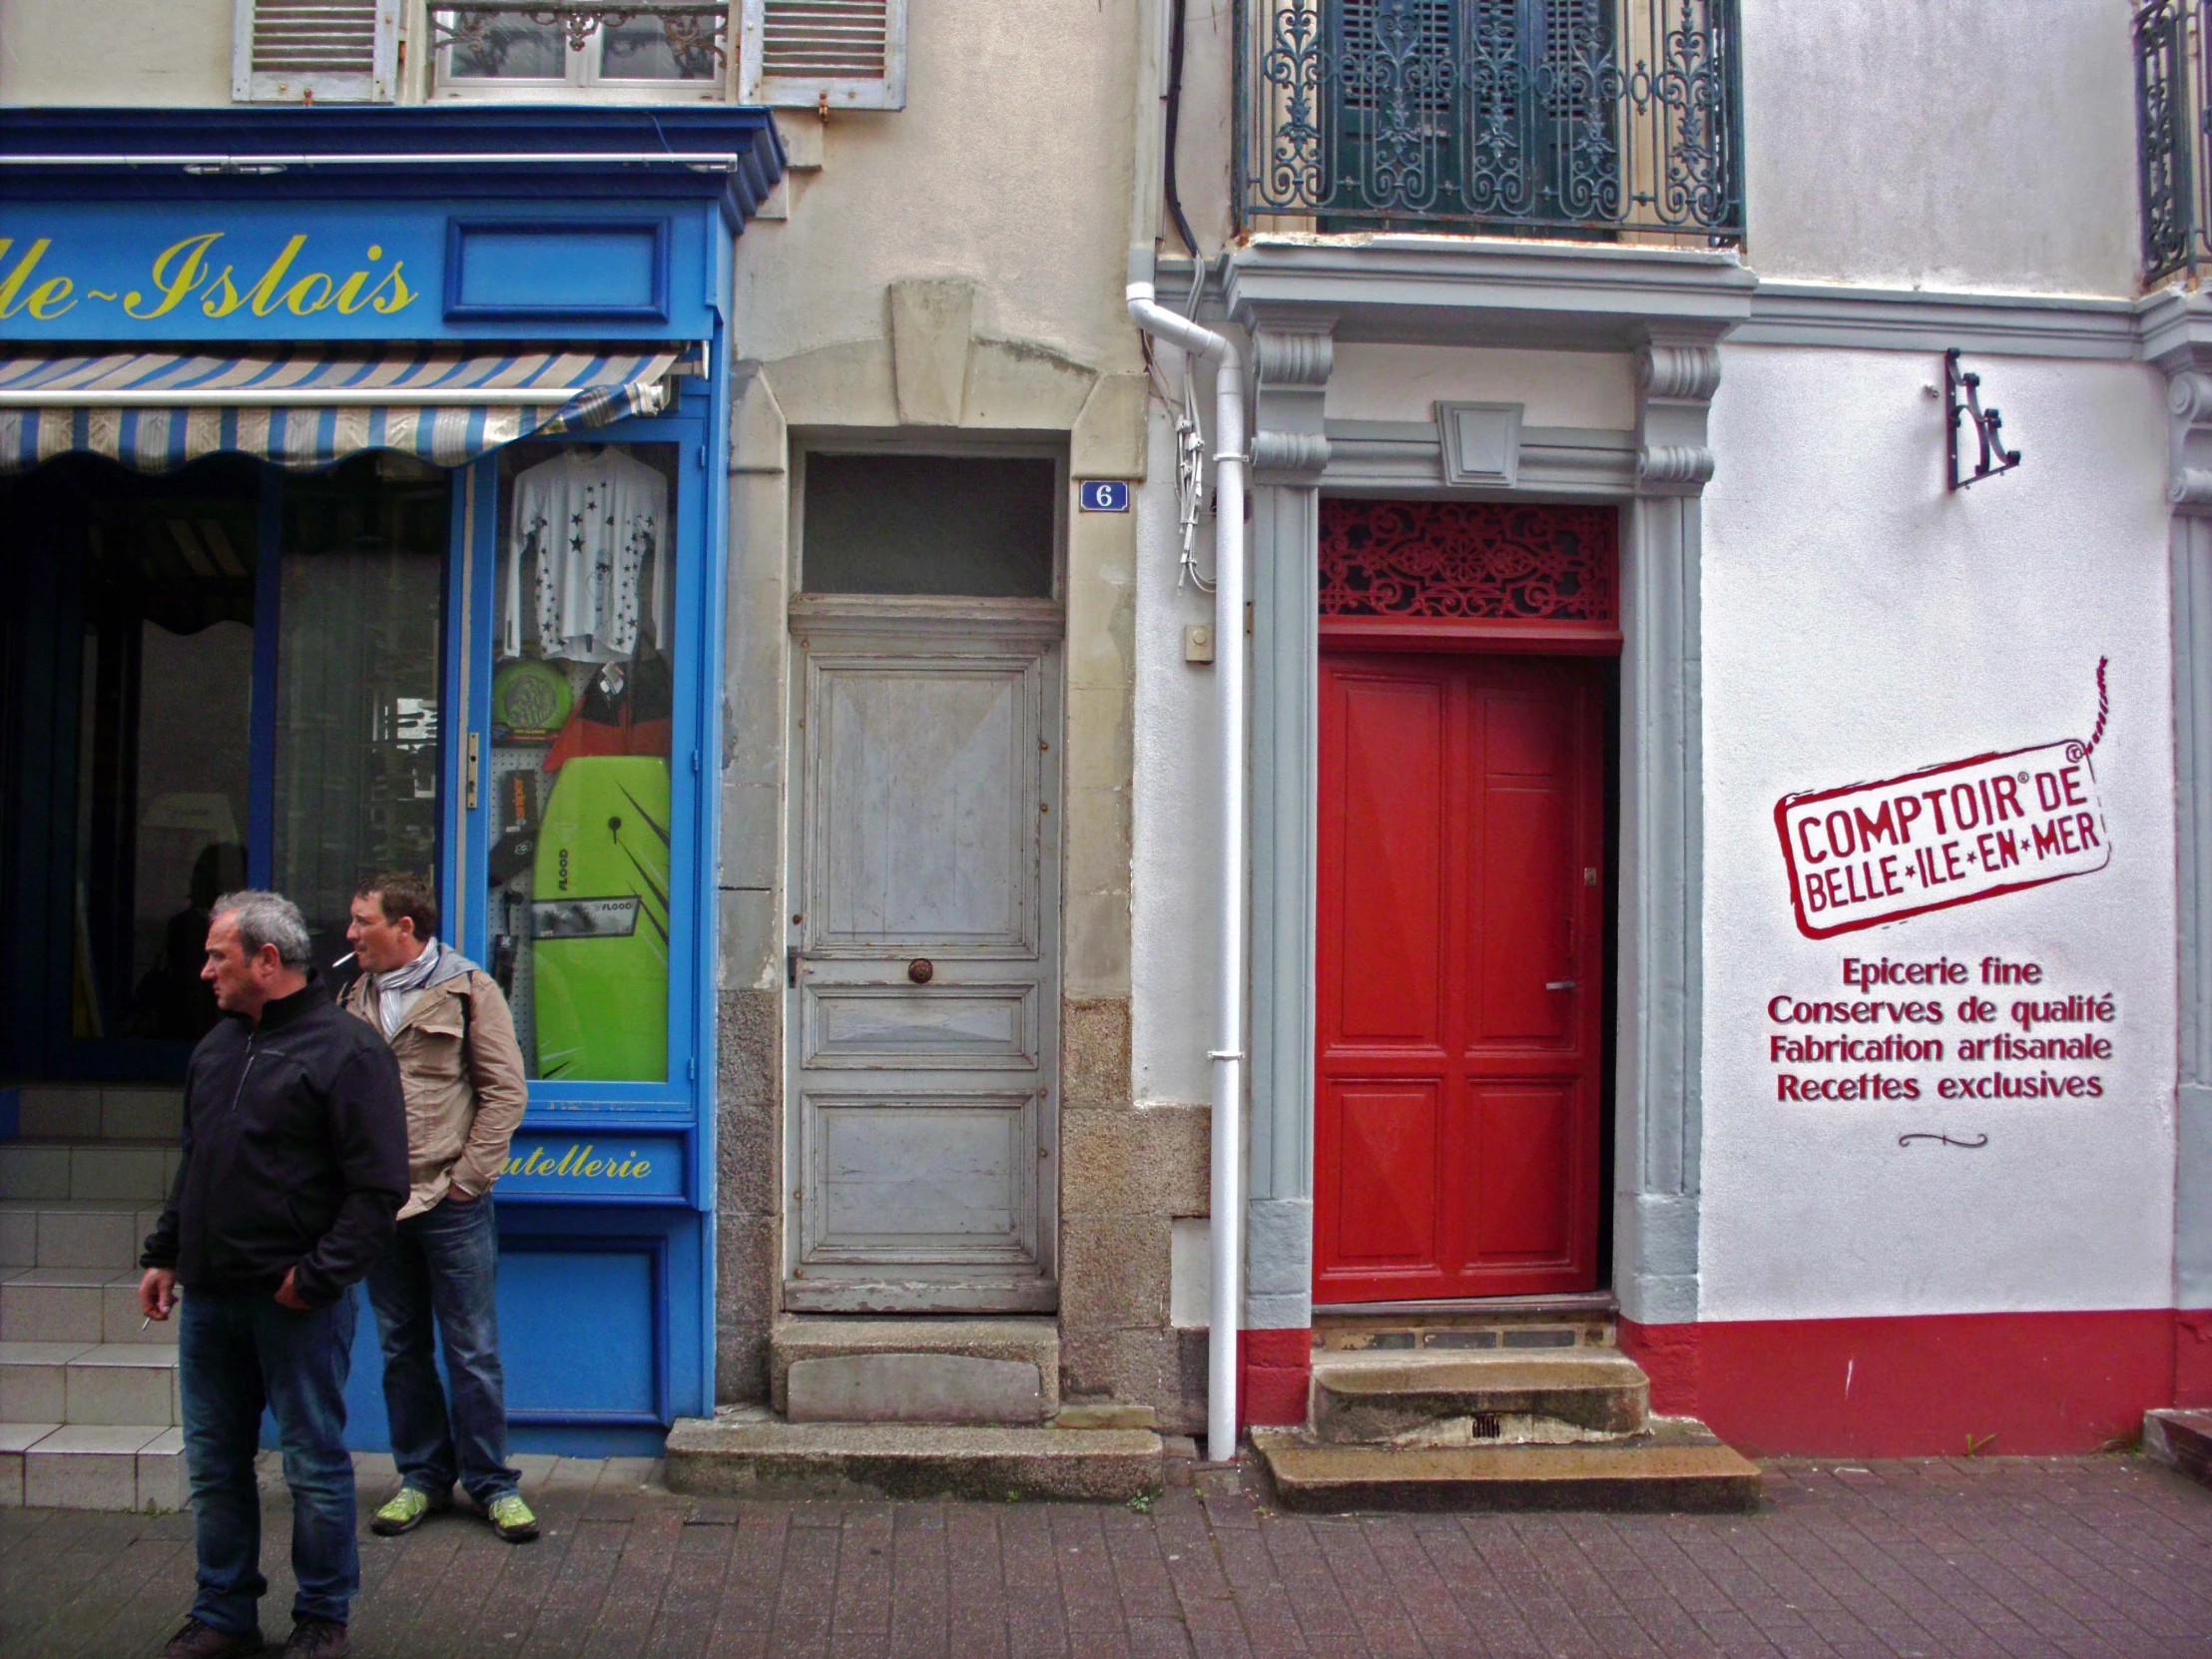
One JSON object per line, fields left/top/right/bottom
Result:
{"left": 0, "top": 108, "right": 782, "bottom": 1453}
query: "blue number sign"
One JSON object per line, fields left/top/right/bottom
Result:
{"left": 1079, "top": 480, "right": 1130, "bottom": 512}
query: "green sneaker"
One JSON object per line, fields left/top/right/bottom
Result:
{"left": 485, "top": 1492, "right": 539, "bottom": 1543}
{"left": 368, "top": 1486, "right": 448, "bottom": 1536}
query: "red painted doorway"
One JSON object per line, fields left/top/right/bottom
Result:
{"left": 1313, "top": 648, "right": 1611, "bottom": 1304}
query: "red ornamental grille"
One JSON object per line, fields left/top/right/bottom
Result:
{"left": 1319, "top": 501, "right": 1618, "bottom": 623}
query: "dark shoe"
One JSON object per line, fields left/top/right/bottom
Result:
{"left": 162, "top": 1618, "right": 265, "bottom": 1658}
{"left": 280, "top": 1616, "right": 348, "bottom": 1659}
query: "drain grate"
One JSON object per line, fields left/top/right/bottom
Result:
{"left": 1470, "top": 1412, "right": 1502, "bottom": 1440}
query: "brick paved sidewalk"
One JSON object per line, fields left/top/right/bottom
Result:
{"left": 3, "top": 1455, "right": 2209, "bottom": 1659}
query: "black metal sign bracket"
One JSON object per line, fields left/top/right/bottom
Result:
{"left": 1945, "top": 346, "right": 2022, "bottom": 491}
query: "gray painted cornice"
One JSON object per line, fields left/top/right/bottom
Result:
{"left": 1173, "top": 247, "right": 2211, "bottom": 365}
{"left": 1223, "top": 237, "right": 1755, "bottom": 350}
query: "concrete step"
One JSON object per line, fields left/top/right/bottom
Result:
{"left": 1254, "top": 1419, "right": 1762, "bottom": 1514}
{"left": 1314, "top": 1294, "right": 1617, "bottom": 1356}
{"left": 665, "top": 1407, "right": 1160, "bottom": 1501}
{"left": 0, "top": 1342, "right": 179, "bottom": 1426}
{"left": 1, "top": 1269, "right": 176, "bottom": 1347}
{"left": 771, "top": 1316, "right": 1060, "bottom": 1425}
{"left": 2145, "top": 1407, "right": 2212, "bottom": 1490}
{"left": 0, "top": 1421, "right": 186, "bottom": 1511}
{"left": 1310, "top": 1348, "right": 1649, "bottom": 1443}
{"left": 8, "top": 1086, "right": 182, "bottom": 1143}
{"left": 0, "top": 1201, "right": 164, "bottom": 1271}
{"left": 0, "top": 1142, "right": 180, "bottom": 1205}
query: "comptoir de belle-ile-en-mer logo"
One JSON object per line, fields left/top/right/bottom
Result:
{"left": 1774, "top": 661, "right": 2112, "bottom": 940}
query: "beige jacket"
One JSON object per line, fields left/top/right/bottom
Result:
{"left": 341, "top": 951, "right": 528, "bottom": 1220}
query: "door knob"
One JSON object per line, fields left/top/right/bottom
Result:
{"left": 1545, "top": 980, "right": 1576, "bottom": 991}
{"left": 908, "top": 959, "right": 934, "bottom": 984}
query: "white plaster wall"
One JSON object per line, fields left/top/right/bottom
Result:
{"left": 1699, "top": 343, "right": 2176, "bottom": 1321}
{"left": 1741, "top": 0, "right": 2138, "bottom": 295}
{"left": 0, "top": 0, "right": 233, "bottom": 105}
{"left": 734, "top": 0, "right": 1144, "bottom": 375}
{"left": 1131, "top": 364, "right": 1221, "bottom": 1107}
{"left": 1327, "top": 345, "right": 1636, "bottom": 429}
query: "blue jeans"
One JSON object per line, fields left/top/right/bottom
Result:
{"left": 179, "top": 1285, "right": 359, "bottom": 1633}
{"left": 365, "top": 1194, "right": 519, "bottom": 1507}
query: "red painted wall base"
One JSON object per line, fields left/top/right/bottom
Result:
{"left": 1239, "top": 1328, "right": 1311, "bottom": 1428}
{"left": 1620, "top": 1308, "right": 2210, "bottom": 1457}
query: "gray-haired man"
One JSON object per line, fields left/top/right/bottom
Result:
{"left": 139, "top": 891, "right": 408, "bottom": 1659}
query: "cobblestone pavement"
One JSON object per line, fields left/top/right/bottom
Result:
{"left": 3, "top": 1455, "right": 2210, "bottom": 1658}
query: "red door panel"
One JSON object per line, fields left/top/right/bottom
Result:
{"left": 1331, "top": 675, "right": 1447, "bottom": 1042}
{"left": 1316, "top": 651, "right": 1607, "bottom": 1303}
{"left": 1326, "top": 1081, "right": 1443, "bottom": 1269}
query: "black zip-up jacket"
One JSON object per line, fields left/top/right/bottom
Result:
{"left": 142, "top": 976, "right": 408, "bottom": 1308}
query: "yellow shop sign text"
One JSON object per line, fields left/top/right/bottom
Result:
{"left": 0, "top": 233, "right": 417, "bottom": 322}
{"left": 501, "top": 1143, "right": 656, "bottom": 1183}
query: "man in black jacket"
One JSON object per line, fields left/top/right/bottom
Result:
{"left": 139, "top": 890, "right": 407, "bottom": 1659}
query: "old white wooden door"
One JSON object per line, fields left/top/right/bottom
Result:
{"left": 784, "top": 595, "right": 1062, "bottom": 1312}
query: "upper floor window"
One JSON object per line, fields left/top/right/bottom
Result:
{"left": 2140, "top": 0, "right": 2212, "bottom": 283}
{"left": 431, "top": 4, "right": 732, "bottom": 101}
{"left": 1235, "top": 0, "right": 1743, "bottom": 244}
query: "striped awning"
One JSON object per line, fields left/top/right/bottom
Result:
{"left": 0, "top": 345, "right": 680, "bottom": 473}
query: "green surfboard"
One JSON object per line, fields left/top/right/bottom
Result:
{"left": 531, "top": 756, "right": 671, "bottom": 1081}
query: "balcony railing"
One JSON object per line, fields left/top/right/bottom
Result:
{"left": 1234, "top": 0, "right": 1744, "bottom": 244}
{"left": 2139, "top": 0, "right": 2212, "bottom": 282}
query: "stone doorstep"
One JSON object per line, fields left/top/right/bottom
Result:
{"left": 2, "top": 1341, "right": 180, "bottom": 1426}
{"left": 769, "top": 1315, "right": 1059, "bottom": 1416}
{"left": 1, "top": 1269, "right": 126, "bottom": 1346}
{"left": 2145, "top": 1407, "right": 2212, "bottom": 1489}
{"left": 1310, "top": 1349, "right": 1651, "bottom": 1442}
{"left": 13, "top": 1423, "right": 185, "bottom": 1512}
{"left": 1252, "top": 1421, "right": 1763, "bottom": 1514}
{"left": 0, "top": 1143, "right": 178, "bottom": 1205}
{"left": 665, "top": 1410, "right": 1162, "bottom": 1502}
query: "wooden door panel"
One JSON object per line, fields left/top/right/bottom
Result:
{"left": 1317, "top": 650, "right": 1606, "bottom": 1304}
{"left": 787, "top": 616, "right": 1060, "bottom": 1314}
{"left": 1475, "top": 784, "right": 1575, "bottom": 1044}
{"left": 1325, "top": 1080, "right": 1443, "bottom": 1269}
{"left": 1470, "top": 1083, "right": 1575, "bottom": 1261}
{"left": 806, "top": 1094, "right": 1038, "bottom": 1263}
{"left": 1331, "top": 674, "right": 1447, "bottom": 1044}
{"left": 814, "top": 664, "right": 1033, "bottom": 950}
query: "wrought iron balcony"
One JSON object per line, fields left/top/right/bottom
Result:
{"left": 430, "top": 4, "right": 730, "bottom": 81}
{"left": 1234, "top": 0, "right": 1744, "bottom": 243}
{"left": 2139, "top": 0, "right": 2212, "bottom": 282}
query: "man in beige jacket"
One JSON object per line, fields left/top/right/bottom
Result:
{"left": 339, "top": 872, "right": 536, "bottom": 1543}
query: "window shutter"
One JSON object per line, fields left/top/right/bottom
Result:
{"left": 233, "top": 0, "right": 398, "bottom": 104}
{"left": 742, "top": 0, "right": 907, "bottom": 111}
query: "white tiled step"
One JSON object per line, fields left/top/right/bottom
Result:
{"left": 0, "top": 1141, "right": 180, "bottom": 1204}
{"left": 2, "top": 1268, "right": 177, "bottom": 1346}
{"left": 0, "top": 1342, "right": 180, "bottom": 1424}
{"left": 0, "top": 1200, "right": 164, "bottom": 1271}
{"left": 0, "top": 1421, "right": 185, "bottom": 1511}
{"left": 11, "top": 1086, "right": 182, "bottom": 1142}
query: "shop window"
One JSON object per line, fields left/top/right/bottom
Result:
{"left": 431, "top": 5, "right": 731, "bottom": 101}
{"left": 488, "top": 441, "right": 680, "bottom": 1082}
{"left": 273, "top": 456, "right": 451, "bottom": 969}
{"left": 800, "top": 453, "right": 1057, "bottom": 598}
{"left": 73, "top": 465, "right": 262, "bottom": 1046}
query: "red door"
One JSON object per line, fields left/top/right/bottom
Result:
{"left": 1314, "top": 651, "right": 1607, "bottom": 1303}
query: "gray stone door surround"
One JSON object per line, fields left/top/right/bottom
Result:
{"left": 1221, "top": 240, "right": 1755, "bottom": 1337}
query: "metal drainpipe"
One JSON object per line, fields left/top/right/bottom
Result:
{"left": 1125, "top": 276, "right": 1247, "bottom": 1463}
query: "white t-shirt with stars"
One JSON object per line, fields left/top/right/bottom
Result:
{"left": 501, "top": 448, "right": 669, "bottom": 663}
